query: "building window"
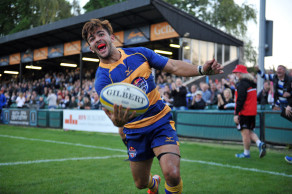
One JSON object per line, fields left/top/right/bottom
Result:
{"left": 191, "top": 39, "right": 199, "bottom": 65}
{"left": 182, "top": 38, "right": 191, "bottom": 63}
{"left": 230, "top": 46, "right": 237, "bottom": 61}
{"left": 224, "top": 45, "right": 230, "bottom": 62}
{"left": 217, "top": 44, "right": 222, "bottom": 64}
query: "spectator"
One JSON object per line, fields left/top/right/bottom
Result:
{"left": 201, "top": 83, "right": 211, "bottom": 104}
{"left": 186, "top": 84, "right": 198, "bottom": 106}
{"left": 16, "top": 92, "right": 26, "bottom": 108}
{"left": 217, "top": 88, "right": 234, "bottom": 110}
{"left": 257, "top": 65, "right": 292, "bottom": 110}
{"left": 47, "top": 89, "right": 57, "bottom": 109}
{"left": 188, "top": 91, "right": 206, "bottom": 110}
{"left": 37, "top": 96, "right": 46, "bottom": 109}
{"left": 91, "top": 92, "right": 102, "bottom": 110}
{"left": 83, "top": 96, "right": 91, "bottom": 110}
{"left": 63, "top": 95, "right": 71, "bottom": 109}
{"left": 257, "top": 81, "right": 271, "bottom": 105}
{"left": 171, "top": 78, "right": 188, "bottom": 110}
{"left": 210, "top": 83, "right": 219, "bottom": 105}
{"left": 162, "top": 91, "right": 173, "bottom": 109}
{"left": 68, "top": 96, "right": 78, "bottom": 109}
{"left": 0, "top": 89, "right": 7, "bottom": 120}
{"left": 233, "top": 64, "right": 266, "bottom": 159}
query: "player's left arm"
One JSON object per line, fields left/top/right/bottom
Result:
{"left": 162, "top": 58, "right": 223, "bottom": 77}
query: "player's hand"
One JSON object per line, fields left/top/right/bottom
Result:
{"left": 233, "top": 115, "right": 239, "bottom": 124}
{"left": 103, "top": 104, "right": 136, "bottom": 127}
{"left": 203, "top": 59, "right": 224, "bottom": 75}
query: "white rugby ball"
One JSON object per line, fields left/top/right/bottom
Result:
{"left": 100, "top": 82, "right": 149, "bottom": 116}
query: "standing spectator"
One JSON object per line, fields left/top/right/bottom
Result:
{"left": 91, "top": 92, "right": 102, "bottom": 110}
{"left": 0, "top": 89, "right": 7, "bottom": 121}
{"left": 233, "top": 64, "right": 266, "bottom": 158}
{"left": 171, "top": 78, "right": 187, "bottom": 110}
{"left": 16, "top": 92, "right": 26, "bottom": 108}
{"left": 186, "top": 84, "right": 198, "bottom": 106}
{"left": 201, "top": 83, "right": 211, "bottom": 105}
{"left": 63, "top": 95, "right": 71, "bottom": 109}
{"left": 210, "top": 83, "right": 219, "bottom": 105}
{"left": 47, "top": 89, "right": 57, "bottom": 109}
{"left": 257, "top": 81, "right": 271, "bottom": 105}
{"left": 217, "top": 88, "right": 234, "bottom": 110}
{"left": 257, "top": 65, "right": 292, "bottom": 110}
{"left": 188, "top": 91, "right": 206, "bottom": 110}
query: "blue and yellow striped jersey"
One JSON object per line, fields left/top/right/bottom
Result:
{"left": 95, "top": 47, "right": 172, "bottom": 130}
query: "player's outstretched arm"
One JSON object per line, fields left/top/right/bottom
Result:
{"left": 163, "top": 58, "right": 223, "bottom": 77}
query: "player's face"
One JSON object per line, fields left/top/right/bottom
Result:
{"left": 88, "top": 26, "right": 114, "bottom": 60}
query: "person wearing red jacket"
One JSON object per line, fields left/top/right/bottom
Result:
{"left": 233, "top": 65, "right": 266, "bottom": 158}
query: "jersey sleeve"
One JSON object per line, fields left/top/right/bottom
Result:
{"left": 139, "top": 47, "right": 169, "bottom": 70}
{"left": 94, "top": 68, "right": 112, "bottom": 95}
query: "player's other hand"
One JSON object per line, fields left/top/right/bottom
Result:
{"left": 233, "top": 115, "right": 239, "bottom": 124}
{"left": 203, "top": 59, "right": 224, "bottom": 75}
{"left": 103, "top": 104, "right": 136, "bottom": 127}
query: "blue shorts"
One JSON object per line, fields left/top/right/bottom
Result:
{"left": 124, "top": 117, "right": 179, "bottom": 162}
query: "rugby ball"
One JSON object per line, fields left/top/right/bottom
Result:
{"left": 100, "top": 82, "right": 149, "bottom": 116}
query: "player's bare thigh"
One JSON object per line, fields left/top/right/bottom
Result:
{"left": 130, "top": 158, "right": 154, "bottom": 189}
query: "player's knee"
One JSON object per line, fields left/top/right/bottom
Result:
{"left": 134, "top": 180, "right": 148, "bottom": 190}
{"left": 164, "top": 168, "right": 180, "bottom": 186}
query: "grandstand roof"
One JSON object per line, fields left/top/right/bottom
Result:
{"left": 0, "top": 0, "right": 243, "bottom": 56}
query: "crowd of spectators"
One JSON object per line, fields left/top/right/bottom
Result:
{"left": 0, "top": 66, "right": 291, "bottom": 114}
{"left": 0, "top": 68, "right": 102, "bottom": 111}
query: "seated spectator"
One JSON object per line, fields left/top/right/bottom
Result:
{"left": 16, "top": 92, "right": 26, "bottom": 108}
{"left": 37, "top": 96, "right": 46, "bottom": 109}
{"left": 217, "top": 88, "right": 234, "bottom": 110}
{"left": 188, "top": 91, "right": 206, "bottom": 110}
{"left": 83, "top": 96, "right": 91, "bottom": 110}
{"left": 63, "top": 95, "right": 71, "bottom": 109}
{"left": 68, "top": 96, "right": 78, "bottom": 109}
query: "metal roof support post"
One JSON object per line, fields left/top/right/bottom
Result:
{"left": 19, "top": 61, "right": 22, "bottom": 83}
{"left": 79, "top": 52, "right": 83, "bottom": 90}
{"left": 257, "top": 0, "right": 266, "bottom": 93}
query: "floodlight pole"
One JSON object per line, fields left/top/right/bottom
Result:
{"left": 257, "top": 0, "right": 266, "bottom": 93}
{"left": 80, "top": 52, "right": 83, "bottom": 90}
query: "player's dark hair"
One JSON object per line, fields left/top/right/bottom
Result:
{"left": 82, "top": 19, "right": 113, "bottom": 43}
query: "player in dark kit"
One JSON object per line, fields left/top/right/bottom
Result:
{"left": 233, "top": 65, "right": 266, "bottom": 159}
{"left": 82, "top": 19, "right": 223, "bottom": 194}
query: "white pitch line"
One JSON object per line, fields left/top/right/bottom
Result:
{"left": 181, "top": 158, "right": 292, "bottom": 178}
{"left": 0, "top": 155, "right": 127, "bottom": 166}
{"left": 0, "top": 134, "right": 126, "bottom": 153}
{"left": 1, "top": 134, "right": 291, "bottom": 178}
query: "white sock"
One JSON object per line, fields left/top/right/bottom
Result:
{"left": 244, "top": 149, "right": 250, "bottom": 155}
{"left": 256, "top": 140, "right": 261, "bottom": 147}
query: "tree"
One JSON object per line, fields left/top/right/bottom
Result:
{"left": 0, "top": 0, "right": 77, "bottom": 36}
{"left": 83, "top": 0, "right": 126, "bottom": 13}
{"left": 164, "top": 0, "right": 258, "bottom": 66}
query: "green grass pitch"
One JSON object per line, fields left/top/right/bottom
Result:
{"left": 0, "top": 125, "right": 291, "bottom": 193}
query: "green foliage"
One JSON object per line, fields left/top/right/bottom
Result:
{"left": 83, "top": 0, "right": 126, "bottom": 13}
{"left": 0, "top": 125, "right": 292, "bottom": 193}
{"left": 0, "top": 0, "right": 79, "bottom": 36}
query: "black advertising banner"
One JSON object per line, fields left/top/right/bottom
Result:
{"left": 0, "top": 56, "right": 9, "bottom": 66}
{"left": 9, "top": 109, "right": 30, "bottom": 125}
{"left": 21, "top": 50, "right": 33, "bottom": 63}
{"left": 124, "top": 26, "right": 149, "bottom": 45}
{"left": 48, "top": 44, "right": 64, "bottom": 58}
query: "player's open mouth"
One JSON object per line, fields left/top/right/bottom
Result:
{"left": 97, "top": 43, "right": 106, "bottom": 52}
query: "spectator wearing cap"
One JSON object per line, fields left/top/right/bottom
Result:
{"left": 257, "top": 65, "right": 292, "bottom": 110}
{"left": 233, "top": 64, "right": 266, "bottom": 159}
{"left": 188, "top": 90, "right": 206, "bottom": 110}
